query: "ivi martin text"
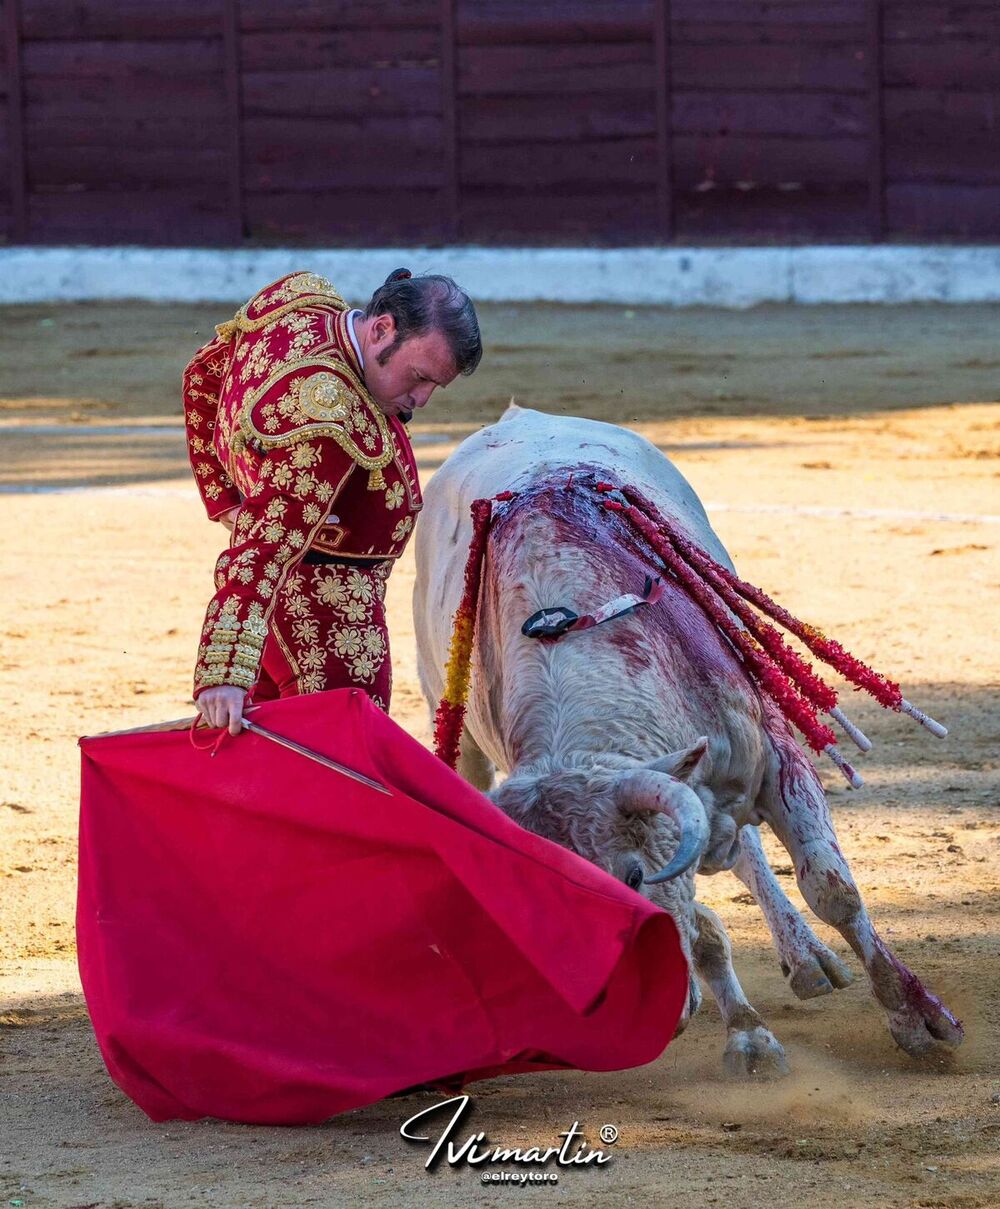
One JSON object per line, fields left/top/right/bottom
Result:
{"left": 399, "top": 1094, "right": 614, "bottom": 1172}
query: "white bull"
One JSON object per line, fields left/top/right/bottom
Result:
{"left": 413, "top": 405, "right": 963, "bottom": 1074}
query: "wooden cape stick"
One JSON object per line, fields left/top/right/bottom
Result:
{"left": 85, "top": 712, "right": 391, "bottom": 796}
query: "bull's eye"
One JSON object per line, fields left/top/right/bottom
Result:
{"left": 625, "top": 864, "right": 644, "bottom": 891}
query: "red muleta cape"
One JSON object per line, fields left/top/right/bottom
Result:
{"left": 77, "top": 689, "right": 688, "bottom": 1125}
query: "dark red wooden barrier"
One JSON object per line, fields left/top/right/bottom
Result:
{"left": 0, "top": 0, "right": 996, "bottom": 245}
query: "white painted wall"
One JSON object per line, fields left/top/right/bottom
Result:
{"left": 2, "top": 245, "right": 1000, "bottom": 307}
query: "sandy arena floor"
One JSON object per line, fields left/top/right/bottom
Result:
{"left": 1, "top": 300, "right": 998, "bottom": 1208}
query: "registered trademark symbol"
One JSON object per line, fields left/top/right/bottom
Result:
{"left": 599, "top": 1124, "right": 619, "bottom": 1145}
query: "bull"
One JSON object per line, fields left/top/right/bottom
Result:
{"left": 413, "top": 405, "right": 963, "bottom": 1075}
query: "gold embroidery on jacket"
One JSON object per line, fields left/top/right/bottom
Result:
{"left": 299, "top": 372, "right": 356, "bottom": 423}
{"left": 234, "top": 360, "right": 393, "bottom": 473}
{"left": 215, "top": 273, "right": 348, "bottom": 340}
{"left": 193, "top": 452, "right": 354, "bottom": 695}
{"left": 258, "top": 273, "right": 342, "bottom": 311}
{"left": 391, "top": 516, "right": 414, "bottom": 543}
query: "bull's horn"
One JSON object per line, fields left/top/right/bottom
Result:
{"left": 616, "top": 769, "right": 710, "bottom": 883}
{"left": 644, "top": 736, "right": 709, "bottom": 781}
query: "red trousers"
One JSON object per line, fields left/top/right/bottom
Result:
{"left": 249, "top": 560, "right": 393, "bottom": 713}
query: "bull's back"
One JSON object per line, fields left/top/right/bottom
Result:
{"left": 414, "top": 406, "right": 734, "bottom": 703}
{"left": 429, "top": 407, "right": 710, "bottom": 514}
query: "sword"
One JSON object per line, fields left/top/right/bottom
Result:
{"left": 240, "top": 719, "right": 392, "bottom": 796}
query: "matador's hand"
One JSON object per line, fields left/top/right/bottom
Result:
{"left": 219, "top": 506, "right": 240, "bottom": 532}
{"left": 196, "top": 685, "right": 248, "bottom": 736}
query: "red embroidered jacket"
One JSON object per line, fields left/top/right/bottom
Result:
{"left": 182, "top": 271, "right": 422, "bottom": 697}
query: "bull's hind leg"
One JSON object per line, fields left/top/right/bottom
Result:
{"left": 758, "top": 735, "right": 963, "bottom": 1057}
{"left": 732, "top": 824, "right": 853, "bottom": 1000}
{"left": 457, "top": 727, "right": 496, "bottom": 793}
{"left": 693, "top": 903, "right": 789, "bottom": 1078}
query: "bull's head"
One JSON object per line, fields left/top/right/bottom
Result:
{"left": 487, "top": 736, "right": 712, "bottom": 891}
{"left": 616, "top": 737, "right": 710, "bottom": 883}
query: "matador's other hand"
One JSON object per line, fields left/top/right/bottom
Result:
{"left": 219, "top": 506, "right": 240, "bottom": 532}
{"left": 196, "top": 685, "right": 248, "bottom": 736}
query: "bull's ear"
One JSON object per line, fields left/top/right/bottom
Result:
{"left": 645, "top": 736, "right": 708, "bottom": 782}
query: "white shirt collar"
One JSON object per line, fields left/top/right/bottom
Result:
{"left": 346, "top": 308, "right": 365, "bottom": 370}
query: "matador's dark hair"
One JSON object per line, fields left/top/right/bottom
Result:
{"left": 364, "top": 268, "right": 482, "bottom": 376}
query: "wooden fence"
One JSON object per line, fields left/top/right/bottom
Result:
{"left": 1, "top": 0, "right": 997, "bottom": 246}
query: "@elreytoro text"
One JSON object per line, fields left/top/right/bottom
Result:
{"left": 399, "top": 1094, "right": 616, "bottom": 1178}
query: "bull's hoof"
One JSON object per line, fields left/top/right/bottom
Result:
{"left": 723, "top": 1026, "right": 790, "bottom": 1079}
{"left": 888, "top": 1001, "right": 964, "bottom": 1058}
{"left": 781, "top": 946, "right": 854, "bottom": 1001}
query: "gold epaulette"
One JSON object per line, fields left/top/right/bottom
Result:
{"left": 234, "top": 361, "right": 394, "bottom": 490}
{"left": 215, "top": 270, "right": 349, "bottom": 340}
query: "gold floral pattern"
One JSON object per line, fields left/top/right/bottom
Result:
{"left": 391, "top": 515, "right": 414, "bottom": 543}
{"left": 315, "top": 573, "right": 350, "bottom": 608}
{"left": 275, "top": 319, "right": 321, "bottom": 367}
{"left": 238, "top": 335, "right": 273, "bottom": 384}
{"left": 182, "top": 332, "right": 242, "bottom": 520}
{"left": 345, "top": 569, "right": 374, "bottom": 602}
{"left": 192, "top": 435, "right": 354, "bottom": 695}
{"left": 333, "top": 628, "right": 364, "bottom": 659}
{"left": 271, "top": 560, "right": 392, "bottom": 692}
{"left": 290, "top": 442, "right": 321, "bottom": 470}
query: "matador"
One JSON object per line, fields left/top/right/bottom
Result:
{"left": 182, "top": 268, "right": 482, "bottom": 734}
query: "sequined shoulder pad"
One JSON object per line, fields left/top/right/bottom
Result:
{"left": 235, "top": 361, "right": 393, "bottom": 472}
{"left": 216, "top": 271, "right": 349, "bottom": 339}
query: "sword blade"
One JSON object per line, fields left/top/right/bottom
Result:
{"left": 240, "top": 720, "right": 392, "bottom": 796}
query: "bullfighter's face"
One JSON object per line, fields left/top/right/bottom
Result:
{"left": 362, "top": 313, "right": 458, "bottom": 420}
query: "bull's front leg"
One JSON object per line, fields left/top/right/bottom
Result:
{"left": 692, "top": 903, "right": 789, "bottom": 1079}
{"left": 759, "top": 738, "right": 963, "bottom": 1057}
{"left": 732, "top": 823, "right": 853, "bottom": 1000}
{"left": 457, "top": 726, "right": 496, "bottom": 793}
